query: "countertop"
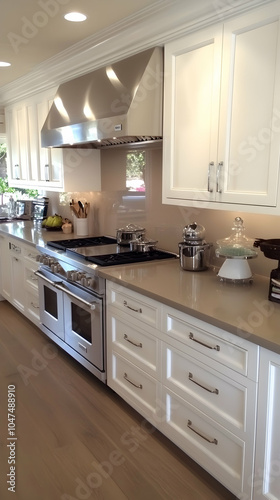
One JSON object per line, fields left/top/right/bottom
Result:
{"left": 1, "top": 221, "right": 280, "bottom": 354}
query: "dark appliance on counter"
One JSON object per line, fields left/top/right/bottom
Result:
{"left": 254, "top": 238, "right": 280, "bottom": 303}
{"left": 36, "top": 236, "right": 178, "bottom": 382}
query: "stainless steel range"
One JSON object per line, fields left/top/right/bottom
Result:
{"left": 36, "top": 236, "right": 177, "bottom": 382}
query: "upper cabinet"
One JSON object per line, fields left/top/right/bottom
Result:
{"left": 5, "top": 89, "right": 101, "bottom": 192}
{"left": 5, "top": 88, "right": 63, "bottom": 190}
{"left": 162, "top": 4, "right": 280, "bottom": 214}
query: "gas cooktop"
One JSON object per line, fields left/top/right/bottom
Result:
{"left": 47, "top": 236, "right": 178, "bottom": 267}
{"left": 47, "top": 236, "right": 117, "bottom": 250}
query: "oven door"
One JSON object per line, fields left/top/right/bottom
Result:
{"left": 56, "top": 281, "right": 104, "bottom": 371}
{"left": 35, "top": 269, "right": 64, "bottom": 340}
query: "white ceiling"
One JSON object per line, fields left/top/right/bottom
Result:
{"left": 0, "top": 0, "right": 163, "bottom": 89}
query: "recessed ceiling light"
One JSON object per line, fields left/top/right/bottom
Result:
{"left": 0, "top": 61, "right": 11, "bottom": 67}
{"left": 64, "top": 12, "right": 87, "bottom": 22}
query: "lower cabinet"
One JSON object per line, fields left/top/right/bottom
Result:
{"left": 106, "top": 281, "right": 259, "bottom": 499}
{"left": 254, "top": 348, "right": 280, "bottom": 500}
{"left": 0, "top": 233, "right": 39, "bottom": 325}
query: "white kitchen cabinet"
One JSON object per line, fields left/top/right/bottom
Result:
{"left": 162, "top": 4, "right": 280, "bottom": 214}
{"left": 5, "top": 88, "right": 64, "bottom": 190}
{"left": 23, "top": 245, "right": 40, "bottom": 326}
{"left": 106, "top": 280, "right": 259, "bottom": 498}
{"left": 0, "top": 233, "right": 40, "bottom": 324}
{"left": 161, "top": 304, "right": 259, "bottom": 499}
{"left": 5, "top": 89, "right": 101, "bottom": 192}
{"left": 0, "top": 233, "right": 11, "bottom": 301}
{"left": 254, "top": 347, "right": 280, "bottom": 500}
{"left": 106, "top": 281, "right": 162, "bottom": 424}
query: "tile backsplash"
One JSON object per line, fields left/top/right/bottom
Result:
{"left": 46, "top": 145, "right": 280, "bottom": 278}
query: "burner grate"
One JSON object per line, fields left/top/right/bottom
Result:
{"left": 47, "top": 236, "right": 117, "bottom": 250}
{"left": 85, "top": 250, "right": 177, "bottom": 266}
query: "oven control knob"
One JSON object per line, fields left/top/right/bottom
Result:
{"left": 71, "top": 272, "right": 78, "bottom": 281}
{"left": 80, "top": 277, "right": 89, "bottom": 287}
{"left": 89, "top": 278, "right": 96, "bottom": 289}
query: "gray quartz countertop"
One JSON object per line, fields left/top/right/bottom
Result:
{"left": 98, "top": 259, "right": 280, "bottom": 355}
{"left": 1, "top": 221, "right": 279, "bottom": 354}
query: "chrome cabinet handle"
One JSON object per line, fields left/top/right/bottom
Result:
{"left": 189, "top": 332, "right": 220, "bottom": 351}
{"left": 216, "top": 161, "right": 223, "bottom": 193}
{"left": 187, "top": 420, "right": 218, "bottom": 445}
{"left": 30, "top": 302, "right": 39, "bottom": 309}
{"left": 124, "top": 372, "right": 143, "bottom": 389}
{"left": 208, "top": 161, "right": 214, "bottom": 192}
{"left": 124, "top": 333, "right": 142, "bottom": 348}
{"left": 123, "top": 300, "right": 142, "bottom": 313}
{"left": 188, "top": 372, "right": 219, "bottom": 394}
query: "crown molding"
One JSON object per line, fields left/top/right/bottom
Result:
{"left": 0, "top": 0, "right": 276, "bottom": 106}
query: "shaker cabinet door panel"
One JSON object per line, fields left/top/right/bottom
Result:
{"left": 254, "top": 348, "right": 280, "bottom": 500}
{"left": 218, "top": 14, "right": 280, "bottom": 206}
{"left": 163, "top": 4, "right": 280, "bottom": 213}
{"left": 163, "top": 26, "right": 222, "bottom": 202}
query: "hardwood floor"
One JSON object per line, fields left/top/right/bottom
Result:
{"left": 0, "top": 301, "right": 236, "bottom": 500}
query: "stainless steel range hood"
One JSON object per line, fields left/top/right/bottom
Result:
{"left": 41, "top": 47, "right": 163, "bottom": 149}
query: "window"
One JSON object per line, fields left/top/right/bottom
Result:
{"left": 126, "top": 150, "right": 146, "bottom": 192}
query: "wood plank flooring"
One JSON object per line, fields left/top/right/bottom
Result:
{"left": 0, "top": 301, "right": 236, "bottom": 500}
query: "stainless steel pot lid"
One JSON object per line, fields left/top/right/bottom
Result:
{"left": 183, "top": 222, "right": 205, "bottom": 242}
{"left": 117, "top": 223, "right": 145, "bottom": 233}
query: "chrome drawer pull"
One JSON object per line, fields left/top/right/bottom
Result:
{"left": 189, "top": 332, "right": 220, "bottom": 351}
{"left": 123, "top": 300, "right": 142, "bottom": 313}
{"left": 188, "top": 372, "right": 219, "bottom": 394}
{"left": 30, "top": 302, "right": 39, "bottom": 309}
{"left": 187, "top": 420, "right": 218, "bottom": 445}
{"left": 124, "top": 334, "right": 142, "bottom": 348}
{"left": 124, "top": 372, "right": 143, "bottom": 389}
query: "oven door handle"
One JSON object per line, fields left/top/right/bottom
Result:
{"left": 34, "top": 270, "right": 62, "bottom": 287}
{"left": 55, "top": 283, "right": 96, "bottom": 310}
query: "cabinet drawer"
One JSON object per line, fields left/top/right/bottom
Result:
{"left": 25, "top": 265, "right": 39, "bottom": 292}
{"left": 163, "top": 343, "right": 257, "bottom": 434}
{"left": 108, "top": 352, "right": 160, "bottom": 423}
{"left": 23, "top": 246, "right": 39, "bottom": 264}
{"left": 107, "top": 282, "right": 160, "bottom": 329}
{"left": 163, "top": 306, "right": 258, "bottom": 380}
{"left": 162, "top": 388, "right": 247, "bottom": 497}
{"left": 25, "top": 290, "right": 40, "bottom": 325}
{"left": 108, "top": 313, "right": 160, "bottom": 378}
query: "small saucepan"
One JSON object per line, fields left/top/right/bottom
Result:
{"left": 130, "top": 238, "right": 158, "bottom": 253}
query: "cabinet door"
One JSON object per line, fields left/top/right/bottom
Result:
{"left": 6, "top": 105, "right": 29, "bottom": 186}
{"left": 163, "top": 26, "right": 222, "bottom": 202}
{"left": 254, "top": 348, "right": 280, "bottom": 500}
{"left": 36, "top": 97, "right": 63, "bottom": 189}
{"left": 0, "top": 235, "right": 11, "bottom": 300}
{"left": 218, "top": 9, "right": 280, "bottom": 206}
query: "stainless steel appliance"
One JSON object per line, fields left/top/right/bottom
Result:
{"left": 15, "top": 198, "right": 49, "bottom": 221}
{"left": 178, "top": 223, "right": 212, "bottom": 272}
{"left": 36, "top": 236, "right": 177, "bottom": 382}
{"left": 41, "top": 47, "right": 163, "bottom": 149}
